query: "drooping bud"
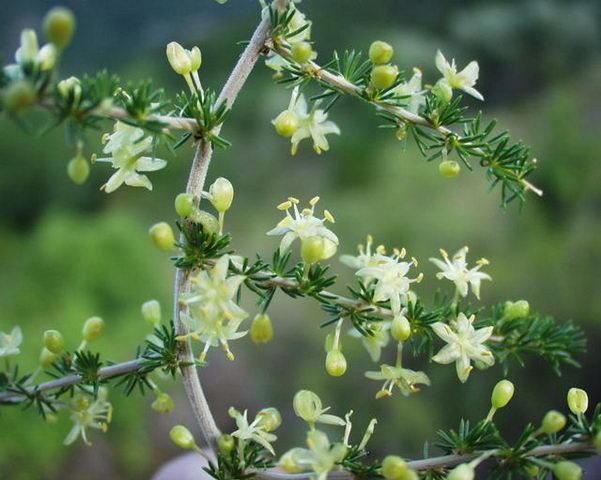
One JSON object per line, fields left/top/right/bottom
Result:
{"left": 67, "top": 153, "right": 90, "bottom": 185}
{"left": 541, "top": 410, "right": 566, "bottom": 434}
{"left": 175, "top": 193, "right": 195, "bottom": 217}
{"left": 40, "top": 347, "right": 59, "bottom": 368}
{"left": 82, "top": 316, "right": 105, "bottom": 342}
{"left": 44, "top": 7, "right": 76, "bottom": 48}
{"left": 567, "top": 388, "right": 588, "bottom": 415}
{"left": 149, "top": 222, "right": 176, "bottom": 251}
{"left": 208, "top": 177, "right": 234, "bottom": 213}
{"left": 503, "top": 300, "right": 530, "bottom": 320}
{"left": 2, "top": 80, "right": 36, "bottom": 112}
{"left": 188, "top": 46, "right": 202, "bottom": 72}
{"left": 432, "top": 80, "right": 453, "bottom": 103}
{"left": 273, "top": 110, "right": 299, "bottom": 137}
{"left": 141, "top": 300, "right": 161, "bottom": 328}
{"left": 169, "top": 425, "right": 196, "bottom": 449}
{"left": 369, "top": 41, "right": 394, "bottom": 65}
{"left": 439, "top": 160, "right": 460, "bottom": 178}
{"left": 447, "top": 463, "right": 475, "bottom": 480}
{"left": 391, "top": 315, "right": 411, "bottom": 342}
{"left": 491, "top": 380, "right": 515, "bottom": 409}
{"left": 370, "top": 64, "right": 398, "bottom": 90}
{"left": 250, "top": 313, "right": 274, "bottom": 344}
{"left": 151, "top": 392, "right": 174, "bottom": 413}
{"left": 325, "top": 349, "right": 347, "bottom": 377}
{"left": 166, "top": 42, "right": 192, "bottom": 75}
{"left": 381, "top": 455, "right": 409, "bottom": 480}
{"left": 217, "top": 434, "right": 235, "bottom": 454}
{"left": 257, "top": 407, "right": 282, "bottom": 432}
{"left": 291, "top": 41, "right": 314, "bottom": 64}
{"left": 43, "top": 329, "right": 65, "bottom": 354}
{"left": 553, "top": 461, "right": 583, "bottom": 480}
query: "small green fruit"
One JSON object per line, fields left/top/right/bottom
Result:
{"left": 67, "top": 154, "right": 90, "bottom": 185}
{"left": 491, "top": 379, "right": 515, "bottom": 409}
{"left": 149, "top": 222, "right": 176, "bottom": 251}
{"left": 174, "top": 193, "right": 194, "bottom": 217}
{"left": 250, "top": 313, "right": 274, "bottom": 344}
{"left": 438, "top": 160, "right": 460, "bottom": 178}
{"left": 370, "top": 64, "right": 398, "bottom": 90}
{"left": 291, "top": 41, "right": 313, "bottom": 64}
{"left": 369, "top": 41, "right": 394, "bottom": 65}
{"left": 325, "top": 349, "right": 347, "bottom": 377}
{"left": 43, "top": 329, "right": 65, "bottom": 354}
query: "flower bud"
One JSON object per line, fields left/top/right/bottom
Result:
{"left": 567, "top": 388, "right": 588, "bottom": 415}
{"left": 151, "top": 392, "right": 174, "bottom": 413}
{"left": 391, "top": 315, "right": 411, "bottom": 342}
{"left": 381, "top": 455, "right": 408, "bottom": 480}
{"left": 439, "top": 160, "right": 460, "bottom": 178}
{"left": 447, "top": 464, "right": 475, "bottom": 480}
{"left": 82, "top": 316, "right": 105, "bottom": 342}
{"left": 149, "top": 222, "right": 176, "bottom": 251}
{"left": 370, "top": 64, "right": 398, "bottom": 90}
{"left": 44, "top": 7, "right": 76, "bottom": 48}
{"left": 273, "top": 110, "right": 299, "bottom": 137}
{"left": 191, "top": 210, "right": 221, "bottom": 235}
{"left": 40, "top": 347, "right": 59, "bottom": 368}
{"left": 432, "top": 80, "right": 453, "bottom": 103}
{"left": 250, "top": 313, "right": 274, "bottom": 344}
{"left": 541, "top": 410, "right": 566, "bottom": 434}
{"left": 175, "top": 193, "right": 195, "bottom": 217}
{"left": 38, "top": 44, "right": 58, "bottom": 71}
{"left": 18, "top": 29, "right": 39, "bottom": 63}
{"left": 67, "top": 154, "right": 90, "bottom": 185}
{"left": 503, "top": 300, "right": 530, "bottom": 320}
{"left": 208, "top": 177, "right": 234, "bottom": 213}
{"left": 553, "top": 461, "right": 583, "bottom": 480}
{"left": 169, "top": 425, "right": 196, "bottom": 449}
{"left": 257, "top": 407, "right": 282, "bottom": 432}
{"left": 166, "top": 42, "right": 192, "bottom": 75}
{"left": 325, "top": 349, "right": 347, "bottom": 377}
{"left": 280, "top": 449, "right": 304, "bottom": 473}
{"left": 141, "top": 300, "right": 161, "bottom": 328}
{"left": 301, "top": 236, "right": 328, "bottom": 265}
{"left": 2, "top": 80, "right": 36, "bottom": 112}
{"left": 293, "top": 390, "right": 321, "bottom": 423}
{"left": 491, "top": 380, "right": 514, "bottom": 409}
{"left": 57, "top": 76, "right": 82, "bottom": 103}
{"left": 369, "top": 41, "right": 394, "bottom": 65}
{"left": 188, "top": 46, "right": 202, "bottom": 72}
{"left": 291, "top": 41, "right": 313, "bottom": 64}
{"left": 43, "top": 329, "right": 65, "bottom": 354}
{"left": 218, "top": 434, "right": 235, "bottom": 454}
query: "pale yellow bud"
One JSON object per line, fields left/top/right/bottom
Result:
{"left": 57, "top": 76, "right": 82, "bottom": 102}
{"left": 208, "top": 177, "right": 234, "bottom": 213}
{"left": 166, "top": 41, "right": 192, "bottom": 75}
{"left": 391, "top": 315, "right": 411, "bottom": 341}
{"left": 325, "top": 349, "right": 347, "bottom": 377}
{"left": 151, "top": 392, "right": 174, "bottom": 413}
{"left": 38, "top": 44, "right": 58, "bottom": 71}
{"left": 553, "top": 461, "right": 583, "bottom": 480}
{"left": 491, "top": 380, "right": 515, "bottom": 409}
{"left": 257, "top": 407, "right": 282, "bottom": 432}
{"left": 369, "top": 41, "right": 394, "bottom": 65}
{"left": 541, "top": 410, "right": 566, "bottom": 434}
{"left": 381, "top": 455, "right": 408, "bottom": 480}
{"left": 188, "top": 46, "right": 202, "bottom": 71}
{"left": 141, "top": 300, "right": 161, "bottom": 328}
{"left": 370, "top": 64, "right": 398, "bottom": 90}
{"left": 439, "top": 160, "right": 460, "bottom": 178}
{"left": 250, "top": 313, "right": 274, "bottom": 344}
{"left": 149, "top": 222, "right": 177, "bottom": 251}
{"left": 82, "top": 316, "right": 105, "bottom": 342}
{"left": 43, "top": 329, "right": 65, "bottom": 354}
{"left": 567, "top": 388, "right": 588, "bottom": 415}
{"left": 18, "top": 29, "right": 39, "bottom": 63}
{"left": 169, "top": 425, "right": 196, "bottom": 449}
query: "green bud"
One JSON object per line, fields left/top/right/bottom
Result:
{"left": 504, "top": 300, "right": 530, "bottom": 320}
{"left": 67, "top": 154, "right": 90, "bottom": 185}
{"left": 151, "top": 392, "right": 174, "bottom": 414}
{"left": 141, "top": 300, "right": 161, "bottom": 328}
{"left": 491, "top": 379, "right": 515, "bottom": 409}
{"left": 149, "top": 222, "right": 176, "bottom": 251}
{"left": 553, "top": 461, "right": 582, "bottom": 480}
{"left": 44, "top": 7, "right": 76, "bottom": 48}
{"left": 594, "top": 431, "right": 601, "bottom": 452}
{"left": 432, "top": 80, "right": 453, "bottom": 103}
{"left": 3, "top": 80, "right": 36, "bottom": 112}
{"left": 325, "top": 349, "right": 347, "bottom": 377}
{"left": 369, "top": 41, "right": 394, "bottom": 65}
{"left": 82, "top": 316, "right": 105, "bottom": 342}
{"left": 301, "top": 236, "right": 328, "bottom": 264}
{"left": 447, "top": 463, "right": 475, "bottom": 480}
{"left": 175, "top": 193, "right": 195, "bottom": 217}
{"left": 541, "top": 410, "right": 566, "bottom": 434}
{"left": 40, "top": 347, "right": 59, "bottom": 368}
{"left": 273, "top": 110, "right": 299, "bottom": 137}
{"left": 43, "top": 329, "right": 65, "bottom": 354}
{"left": 166, "top": 42, "right": 192, "bottom": 76}
{"left": 567, "top": 388, "right": 588, "bottom": 415}
{"left": 370, "top": 64, "right": 398, "bottom": 90}
{"left": 217, "top": 434, "right": 235, "bottom": 454}
{"left": 191, "top": 210, "right": 221, "bottom": 235}
{"left": 250, "top": 313, "right": 274, "bottom": 344}
{"left": 381, "top": 455, "right": 408, "bottom": 480}
{"left": 439, "top": 160, "right": 460, "bottom": 178}
{"left": 208, "top": 177, "right": 234, "bottom": 213}
{"left": 169, "top": 425, "right": 196, "bottom": 449}
{"left": 391, "top": 315, "right": 411, "bottom": 342}
{"left": 291, "top": 41, "right": 314, "bottom": 64}
{"left": 257, "top": 407, "right": 282, "bottom": 432}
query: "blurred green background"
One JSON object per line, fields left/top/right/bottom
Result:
{"left": 1, "top": 0, "right": 600, "bottom": 478}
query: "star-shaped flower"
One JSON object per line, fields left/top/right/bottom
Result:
{"left": 266, "top": 196, "right": 338, "bottom": 255}
{"left": 230, "top": 407, "right": 278, "bottom": 455}
{"left": 435, "top": 50, "right": 483, "bottom": 101}
{"left": 392, "top": 68, "right": 425, "bottom": 113}
{"left": 340, "top": 234, "right": 386, "bottom": 274}
{"left": 64, "top": 389, "right": 113, "bottom": 445}
{"left": 431, "top": 312, "right": 494, "bottom": 383}
{"left": 293, "top": 390, "right": 346, "bottom": 429}
{"left": 365, "top": 364, "right": 431, "bottom": 399}
{"left": 96, "top": 121, "right": 166, "bottom": 193}
{"left": 0, "top": 326, "right": 23, "bottom": 358}
{"left": 429, "top": 247, "right": 491, "bottom": 299}
{"left": 349, "top": 323, "right": 390, "bottom": 362}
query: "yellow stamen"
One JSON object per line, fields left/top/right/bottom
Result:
{"left": 277, "top": 200, "right": 292, "bottom": 210}
{"left": 309, "top": 196, "right": 320, "bottom": 206}
{"left": 288, "top": 197, "right": 300, "bottom": 204}
{"left": 324, "top": 210, "right": 335, "bottom": 223}
{"left": 439, "top": 248, "right": 448, "bottom": 258}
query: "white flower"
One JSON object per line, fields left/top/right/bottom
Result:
{"left": 365, "top": 364, "right": 431, "bottom": 399}
{"left": 392, "top": 68, "right": 425, "bottom": 113}
{"left": 356, "top": 249, "right": 423, "bottom": 314}
{"left": 266, "top": 196, "right": 338, "bottom": 254}
{"left": 0, "top": 326, "right": 23, "bottom": 358}
{"left": 435, "top": 50, "right": 483, "bottom": 101}
{"left": 340, "top": 234, "right": 386, "bottom": 273}
{"left": 64, "top": 390, "right": 113, "bottom": 446}
{"left": 95, "top": 121, "right": 167, "bottom": 193}
{"left": 230, "top": 408, "right": 278, "bottom": 455}
{"left": 429, "top": 247, "right": 491, "bottom": 299}
{"left": 349, "top": 323, "right": 390, "bottom": 362}
{"left": 293, "top": 390, "right": 346, "bottom": 428}
{"left": 431, "top": 313, "right": 494, "bottom": 383}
